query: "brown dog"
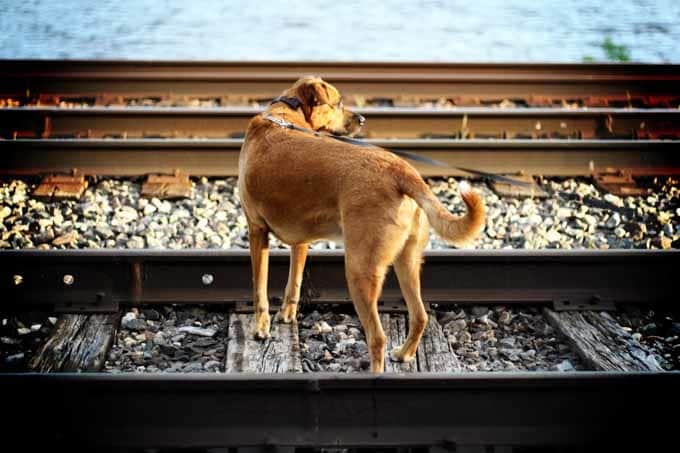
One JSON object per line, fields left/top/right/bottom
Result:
{"left": 238, "top": 76, "right": 485, "bottom": 373}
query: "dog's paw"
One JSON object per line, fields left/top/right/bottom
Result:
{"left": 253, "top": 328, "right": 271, "bottom": 340}
{"left": 253, "top": 314, "right": 271, "bottom": 340}
{"left": 274, "top": 303, "right": 298, "bottom": 324}
{"left": 389, "top": 347, "right": 416, "bottom": 363}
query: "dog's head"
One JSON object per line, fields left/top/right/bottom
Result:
{"left": 284, "top": 76, "right": 365, "bottom": 136}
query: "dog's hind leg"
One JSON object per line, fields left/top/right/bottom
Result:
{"left": 248, "top": 223, "right": 271, "bottom": 340}
{"left": 344, "top": 224, "right": 408, "bottom": 373}
{"left": 345, "top": 260, "right": 388, "bottom": 374}
{"left": 390, "top": 210, "right": 429, "bottom": 363}
{"left": 275, "top": 243, "right": 309, "bottom": 324}
{"left": 342, "top": 200, "right": 418, "bottom": 373}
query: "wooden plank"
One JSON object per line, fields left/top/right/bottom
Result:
{"left": 225, "top": 314, "right": 302, "bottom": 373}
{"left": 382, "top": 313, "right": 417, "bottom": 373}
{"left": 29, "top": 314, "right": 117, "bottom": 372}
{"left": 416, "top": 313, "right": 461, "bottom": 372}
{"left": 544, "top": 308, "right": 663, "bottom": 372}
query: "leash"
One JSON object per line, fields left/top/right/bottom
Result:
{"left": 263, "top": 112, "right": 533, "bottom": 188}
{"left": 263, "top": 110, "right": 636, "bottom": 215}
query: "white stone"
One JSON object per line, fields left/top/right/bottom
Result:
{"left": 313, "top": 321, "right": 333, "bottom": 334}
{"left": 158, "top": 201, "right": 173, "bottom": 214}
{"left": 605, "top": 212, "right": 621, "bottom": 229}
{"left": 114, "top": 206, "right": 138, "bottom": 224}
{"left": 143, "top": 204, "right": 157, "bottom": 216}
{"left": 554, "top": 359, "right": 575, "bottom": 372}
{"left": 556, "top": 208, "right": 572, "bottom": 219}
{"left": 583, "top": 215, "right": 598, "bottom": 227}
{"left": 604, "top": 194, "right": 624, "bottom": 207}
{"left": 122, "top": 312, "right": 137, "bottom": 323}
{"left": 178, "top": 326, "right": 217, "bottom": 337}
{"left": 545, "top": 229, "right": 562, "bottom": 243}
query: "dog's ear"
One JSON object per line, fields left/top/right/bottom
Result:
{"left": 296, "top": 78, "right": 341, "bottom": 129}
{"left": 297, "top": 79, "right": 331, "bottom": 109}
{"left": 296, "top": 79, "right": 333, "bottom": 128}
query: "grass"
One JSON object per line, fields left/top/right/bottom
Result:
{"left": 583, "top": 37, "right": 631, "bottom": 62}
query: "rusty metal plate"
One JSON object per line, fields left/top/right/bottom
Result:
{"left": 490, "top": 174, "right": 548, "bottom": 198}
{"left": 594, "top": 169, "right": 650, "bottom": 197}
{"left": 32, "top": 171, "right": 88, "bottom": 200}
{"left": 552, "top": 293, "right": 616, "bottom": 311}
{"left": 141, "top": 170, "right": 193, "bottom": 199}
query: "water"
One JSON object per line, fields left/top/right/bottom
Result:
{"left": 1, "top": 0, "right": 679, "bottom": 62}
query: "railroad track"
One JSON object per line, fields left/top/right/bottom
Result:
{"left": 1, "top": 249, "right": 678, "bottom": 450}
{"left": 4, "top": 249, "right": 676, "bottom": 311}
{"left": 2, "top": 60, "right": 680, "bottom": 105}
{"left": 2, "top": 106, "right": 680, "bottom": 140}
{"left": 1, "top": 61, "right": 678, "bottom": 180}
{"left": 1, "top": 61, "right": 679, "bottom": 451}
{"left": 2, "top": 138, "right": 678, "bottom": 178}
{"left": 4, "top": 373, "right": 676, "bottom": 451}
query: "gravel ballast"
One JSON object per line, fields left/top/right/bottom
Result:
{"left": 613, "top": 305, "right": 680, "bottom": 371}
{"left": 298, "top": 305, "right": 583, "bottom": 373}
{"left": 0, "top": 313, "right": 57, "bottom": 371}
{"left": 101, "top": 304, "right": 586, "bottom": 374}
{"left": 1, "top": 176, "right": 678, "bottom": 251}
{"left": 105, "top": 306, "right": 228, "bottom": 373}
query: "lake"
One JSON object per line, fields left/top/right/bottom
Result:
{"left": 1, "top": 0, "right": 678, "bottom": 62}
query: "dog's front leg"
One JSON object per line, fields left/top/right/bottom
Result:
{"left": 275, "top": 243, "right": 309, "bottom": 324}
{"left": 249, "top": 223, "right": 271, "bottom": 339}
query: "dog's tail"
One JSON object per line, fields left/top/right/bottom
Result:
{"left": 396, "top": 165, "right": 486, "bottom": 247}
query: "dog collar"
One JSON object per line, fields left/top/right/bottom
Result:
{"left": 263, "top": 114, "right": 297, "bottom": 130}
{"left": 270, "top": 96, "right": 303, "bottom": 111}
{"left": 263, "top": 113, "right": 364, "bottom": 144}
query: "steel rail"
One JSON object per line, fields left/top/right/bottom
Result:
{"left": 2, "top": 249, "right": 677, "bottom": 313}
{"left": 2, "top": 138, "right": 678, "bottom": 177}
{"left": 3, "top": 106, "right": 680, "bottom": 140}
{"left": 2, "top": 60, "right": 680, "bottom": 102}
{"left": 2, "top": 372, "right": 677, "bottom": 450}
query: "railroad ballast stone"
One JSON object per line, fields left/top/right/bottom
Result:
{"left": 297, "top": 305, "right": 582, "bottom": 373}
{"left": 0, "top": 313, "right": 57, "bottom": 372}
{"left": 299, "top": 310, "right": 371, "bottom": 373}
{"left": 4, "top": 304, "right": 675, "bottom": 373}
{"left": 613, "top": 305, "right": 680, "bottom": 371}
{"left": 105, "top": 306, "right": 228, "bottom": 373}
{"left": 438, "top": 306, "right": 583, "bottom": 372}
{"left": 1, "top": 176, "right": 678, "bottom": 251}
